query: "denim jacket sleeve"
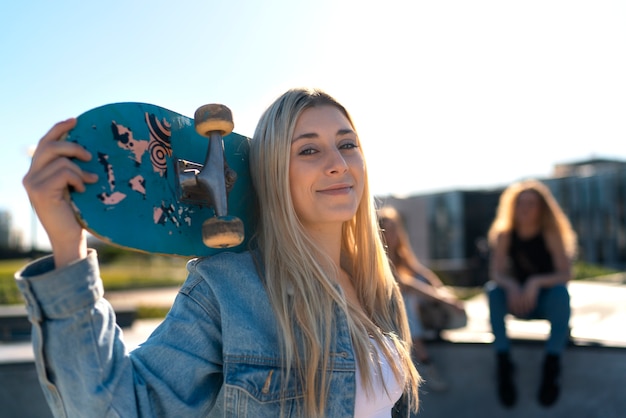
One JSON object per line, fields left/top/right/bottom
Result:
{"left": 14, "top": 250, "right": 224, "bottom": 418}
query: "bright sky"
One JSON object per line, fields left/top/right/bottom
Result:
{"left": 1, "top": 0, "right": 625, "bottom": 249}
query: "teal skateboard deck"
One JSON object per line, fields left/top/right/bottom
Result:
{"left": 66, "top": 102, "right": 256, "bottom": 257}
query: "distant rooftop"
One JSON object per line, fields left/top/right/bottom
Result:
{"left": 552, "top": 157, "right": 626, "bottom": 178}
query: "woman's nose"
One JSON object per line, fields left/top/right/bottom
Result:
{"left": 326, "top": 149, "right": 348, "bottom": 174}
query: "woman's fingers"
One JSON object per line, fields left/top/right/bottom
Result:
{"left": 28, "top": 119, "right": 92, "bottom": 172}
{"left": 42, "top": 118, "right": 76, "bottom": 140}
{"left": 22, "top": 119, "right": 99, "bottom": 266}
{"left": 29, "top": 141, "right": 93, "bottom": 174}
{"left": 25, "top": 118, "right": 98, "bottom": 195}
{"left": 26, "top": 157, "right": 94, "bottom": 199}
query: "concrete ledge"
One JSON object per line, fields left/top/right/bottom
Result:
{"left": 415, "top": 341, "right": 626, "bottom": 418}
{"left": 0, "top": 306, "right": 32, "bottom": 342}
{"left": 0, "top": 305, "right": 137, "bottom": 342}
{"left": 0, "top": 361, "right": 53, "bottom": 418}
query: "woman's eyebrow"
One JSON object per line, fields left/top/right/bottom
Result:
{"left": 292, "top": 132, "right": 319, "bottom": 142}
{"left": 292, "top": 128, "right": 356, "bottom": 142}
{"left": 337, "top": 128, "right": 356, "bottom": 136}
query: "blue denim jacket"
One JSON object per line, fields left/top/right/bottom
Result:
{"left": 15, "top": 250, "right": 410, "bottom": 417}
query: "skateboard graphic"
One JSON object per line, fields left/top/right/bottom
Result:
{"left": 65, "top": 102, "right": 256, "bottom": 257}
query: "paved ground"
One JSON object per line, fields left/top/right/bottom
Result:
{"left": 1, "top": 278, "right": 625, "bottom": 417}
{"left": 414, "top": 342, "right": 626, "bottom": 418}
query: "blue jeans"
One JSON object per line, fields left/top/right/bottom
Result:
{"left": 486, "top": 281, "right": 570, "bottom": 355}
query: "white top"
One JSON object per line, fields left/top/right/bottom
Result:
{"left": 353, "top": 336, "right": 404, "bottom": 418}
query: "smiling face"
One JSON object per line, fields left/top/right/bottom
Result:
{"left": 289, "top": 105, "right": 365, "bottom": 232}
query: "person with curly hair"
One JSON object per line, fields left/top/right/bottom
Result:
{"left": 486, "top": 179, "right": 577, "bottom": 408}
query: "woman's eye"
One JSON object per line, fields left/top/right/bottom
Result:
{"left": 299, "top": 147, "right": 318, "bottom": 156}
{"left": 339, "top": 141, "right": 358, "bottom": 150}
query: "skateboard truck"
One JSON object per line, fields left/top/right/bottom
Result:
{"left": 176, "top": 104, "right": 244, "bottom": 249}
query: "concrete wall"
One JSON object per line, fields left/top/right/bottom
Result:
{"left": 0, "top": 362, "right": 53, "bottom": 418}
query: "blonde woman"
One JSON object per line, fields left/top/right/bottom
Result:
{"left": 17, "top": 88, "right": 420, "bottom": 417}
{"left": 378, "top": 206, "right": 465, "bottom": 392}
{"left": 486, "top": 179, "right": 577, "bottom": 408}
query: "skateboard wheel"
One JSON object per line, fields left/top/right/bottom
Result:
{"left": 202, "top": 215, "right": 244, "bottom": 248}
{"left": 194, "top": 104, "right": 234, "bottom": 137}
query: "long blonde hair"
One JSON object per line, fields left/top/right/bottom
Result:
{"left": 377, "top": 206, "right": 425, "bottom": 277}
{"left": 487, "top": 179, "right": 578, "bottom": 260}
{"left": 249, "top": 88, "right": 420, "bottom": 416}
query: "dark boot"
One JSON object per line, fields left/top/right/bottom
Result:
{"left": 538, "top": 353, "right": 561, "bottom": 407}
{"left": 497, "top": 352, "right": 517, "bottom": 407}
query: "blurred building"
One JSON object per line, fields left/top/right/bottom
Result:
{"left": 0, "top": 209, "right": 24, "bottom": 252}
{"left": 0, "top": 210, "right": 12, "bottom": 249}
{"left": 544, "top": 159, "right": 626, "bottom": 271}
{"left": 379, "top": 158, "right": 626, "bottom": 286}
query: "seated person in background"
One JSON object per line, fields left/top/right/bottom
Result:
{"left": 486, "top": 179, "right": 578, "bottom": 408}
{"left": 378, "top": 206, "right": 466, "bottom": 392}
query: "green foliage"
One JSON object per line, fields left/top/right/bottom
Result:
{"left": 0, "top": 259, "right": 30, "bottom": 279}
{"left": 0, "top": 259, "right": 28, "bottom": 305}
{"left": 97, "top": 256, "right": 187, "bottom": 291}
{"left": 573, "top": 261, "right": 620, "bottom": 281}
{"left": 0, "top": 279, "right": 23, "bottom": 305}
{"left": 95, "top": 243, "right": 151, "bottom": 264}
{"left": 0, "top": 256, "right": 187, "bottom": 305}
{"left": 136, "top": 305, "right": 171, "bottom": 319}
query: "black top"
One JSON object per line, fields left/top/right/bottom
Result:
{"left": 508, "top": 230, "right": 554, "bottom": 284}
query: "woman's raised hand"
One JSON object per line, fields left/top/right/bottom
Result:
{"left": 23, "top": 118, "right": 99, "bottom": 268}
